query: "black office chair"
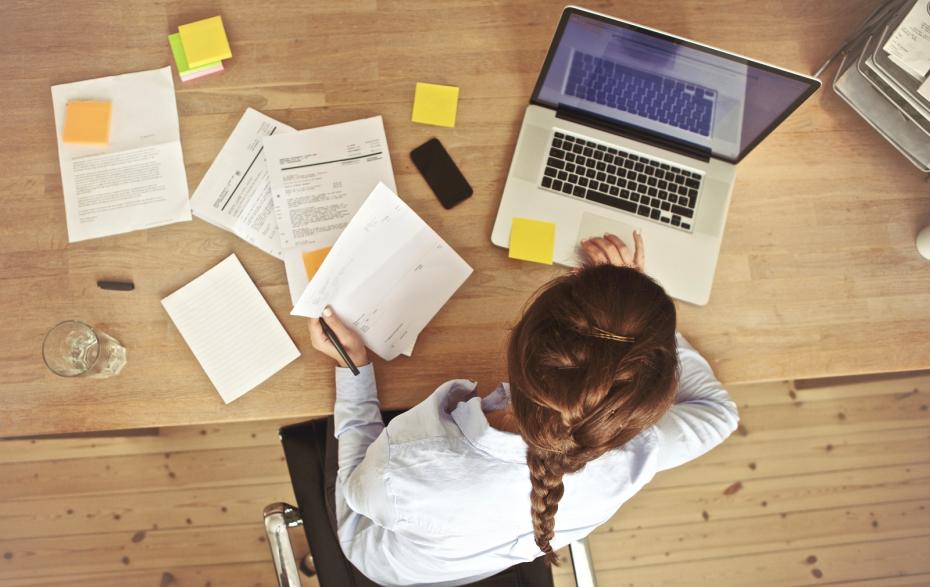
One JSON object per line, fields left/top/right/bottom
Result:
{"left": 262, "top": 414, "right": 598, "bottom": 587}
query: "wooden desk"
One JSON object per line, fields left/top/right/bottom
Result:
{"left": 2, "top": 0, "right": 927, "bottom": 438}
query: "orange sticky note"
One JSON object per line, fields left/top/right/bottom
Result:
{"left": 62, "top": 101, "right": 111, "bottom": 145}
{"left": 302, "top": 247, "right": 331, "bottom": 280}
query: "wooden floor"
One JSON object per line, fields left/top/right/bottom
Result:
{"left": 1, "top": 372, "right": 929, "bottom": 587}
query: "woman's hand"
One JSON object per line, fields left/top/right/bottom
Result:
{"left": 580, "top": 231, "right": 646, "bottom": 272}
{"left": 308, "top": 306, "right": 370, "bottom": 369}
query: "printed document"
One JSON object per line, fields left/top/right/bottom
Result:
{"left": 51, "top": 67, "right": 191, "bottom": 242}
{"left": 884, "top": 0, "right": 930, "bottom": 79}
{"left": 190, "top": 108, "right": 294, "bottom": 259}
{"left": 291, "top": 183, "right": 472, "bottom": 361}
{"left": 263, "top": 116, "right": 396, "bottom": 250}
{"left": 162, "top": 254, "right": 300, "bottom": 404}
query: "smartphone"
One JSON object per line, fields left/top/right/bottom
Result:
{"left": 410, "top": 138, "right": 473, "bottom": 209}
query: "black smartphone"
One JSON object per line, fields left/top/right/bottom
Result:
{"left": 410, "top": 138, "right": 473, "bottom": 209}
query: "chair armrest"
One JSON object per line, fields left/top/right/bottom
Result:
{"left": 263, "top": 502, "right": 306, "bottom": 587}
{"left": 569, "top": 538, "right": 598, "bottom": 587}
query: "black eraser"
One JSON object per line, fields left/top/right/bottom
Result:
{"left": 97, "top": 280, "right": 135, "bottom": 291}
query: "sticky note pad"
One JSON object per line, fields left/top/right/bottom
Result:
{"left": 169, "top": 33, "right": 222, "bottom": 79}
{"left": 411, "top": 82, "right": 459, "bottom": 128}
{"left": 509, "top": 218, "right": 556, "bottom": 265}
{"left": 178, "top": 16, "right": 232, "bottom": 68}
{"left": 302, "top": 247, "right": 331, "bottom": 280}
{"left": 62, "top": 101, "right": 111, "bottom": 145}
{"left": 181, "top": 62, "right": 224, "bottom": 82}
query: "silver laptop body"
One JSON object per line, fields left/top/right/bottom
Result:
{"left": 491, "top": 6, "right": 820, "bottom": 305}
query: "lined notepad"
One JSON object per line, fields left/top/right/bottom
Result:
{"left": 162, "top": 254, "right": 300, "bottom": 404}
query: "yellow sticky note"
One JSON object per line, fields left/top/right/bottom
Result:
{"left": 411, "top": 82, "right": 459, "bottom": 128}
{"left": 62, "top": 101, "right": 111, "bottom": 145}
{"left": 509, "top": 218, "right": 556, "bottom": 265}
{"left": 178, "top": 16, "right": 232, "bottom": 68}
{"left": 302, "top": 247, "right": 332, "bottom": 280}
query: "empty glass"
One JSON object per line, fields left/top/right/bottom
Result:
{"left": 42, "top": 320, "right": 127, "bottom": 378}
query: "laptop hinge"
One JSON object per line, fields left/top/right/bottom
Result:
{"left": 555, "top": 104, "right": 712, "bottom": 163}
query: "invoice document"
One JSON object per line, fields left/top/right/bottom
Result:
{"left": 51, "top": 67, "right": 192, "bottom": 242}
{"left": 190, "top": 108, "right": 294, "bottom": 259}
{"left": 263, "top": 115, "right": 396, "bottom": 250}
{"left": 291, "top": 183, "right": 472, "bottom": 361}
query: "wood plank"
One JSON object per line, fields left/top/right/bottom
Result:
{"left": 653, "top": 424, "right": 930, "bottom": 490}
{"left": 0, "top": 445, "right": 291, "bottom": 501}
{"left": 588, "top": 499, "right": 930, "bottom": 571}
{"left": 0, "top": 482, "right": 295, "bottom": 540}
{"left": 591, "top": 535, "right": 930, "bottom": 587}
{"left": 0, "top": 561, "right": 301, "bottom": 587}
{"left": 0, "top": 418, "right": 303, "bottom": 464}
{"left": 722, "top": 381, "right": 930, "bottom": 444}
{"left": 616, "top": 462, "right": 930, "bottom": 530}
{"left": 0, "top": 524, "right": 273, "bottom": 580}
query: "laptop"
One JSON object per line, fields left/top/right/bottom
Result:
{"left": 491, "top": 7, "right": 820, "bottom": 305}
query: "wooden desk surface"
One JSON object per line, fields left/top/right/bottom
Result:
{"left": 2, "top": 0, "right": 928, "bottom": 438}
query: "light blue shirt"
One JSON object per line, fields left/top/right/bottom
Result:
{"left": 332, "top": 334, "right": 738, "bottom": 586}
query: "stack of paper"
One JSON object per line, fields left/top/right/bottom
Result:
{"left": 162, "top": 254, "right": 300, "bottom": 404}
{"left": 50, "top": 67, "right": 192, "bottom": 242}
{"left": 168, "top": 16, "right": 231, "bottom": 82}
{"left": 190, "top": 108, "right": 294, "bottom": 259}
{"left": 291, "top": 183, "right": 472, "bottom": 361}
{"left": 262, "top": 116, "right": 397, "bottom": 305}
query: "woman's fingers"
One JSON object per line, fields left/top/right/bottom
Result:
{"left": 581, "top": 239, "right": 609, "bottom": 265}
{"left": 308, "top": 318, "right": 329, "bottom": 351}
{"left": 632, "top": 230, "right": 645, "bottom": 270}
{"left": 602, "top": 234, "right": 633, "bottom": 266}
{"left": 321, "top": 306, "right": 353, "bottom": 340}
{"left": 589, "top": 236, "right": 624, "bottom": 266}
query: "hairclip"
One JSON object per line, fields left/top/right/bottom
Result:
{"left": 589, "top": 326, "right": 635, "bottom": 344}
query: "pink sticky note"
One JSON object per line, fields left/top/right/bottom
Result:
{"left": 180, "top": 62, "right": 224, "bottom": 82}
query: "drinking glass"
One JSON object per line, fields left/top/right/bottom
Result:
{"left": 42, "top": 321, "right": 127, "bottom": 378}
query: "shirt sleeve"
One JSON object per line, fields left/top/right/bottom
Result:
{"left": 331, "top": 365, "right": 412, "bottom": 584}
{"left": 652, "top": 333, "right": 739, "bottom": 472}
{"left": 333, "top": 363, "right": 384, "bottom": 478}
{"left": 331, "top": 365, "right": 399, "bottom": 538}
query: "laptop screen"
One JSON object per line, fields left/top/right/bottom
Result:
{"left": 532, "top": 9, "right": 820, "bottom": 163}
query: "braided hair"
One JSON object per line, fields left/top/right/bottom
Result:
{"left": 507, "top": 265, "right": 679, "bottom": 564}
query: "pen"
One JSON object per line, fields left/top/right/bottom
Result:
{"left": 319, "top": 316, "right": 360, "bottom": 376}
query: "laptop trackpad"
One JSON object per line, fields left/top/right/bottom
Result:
{"left": 573, "top": 212, "right": 638, "bottom": 264}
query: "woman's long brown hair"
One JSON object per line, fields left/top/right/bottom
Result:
{"left": 507, "top": 265, "right": 679, "bottom": 564}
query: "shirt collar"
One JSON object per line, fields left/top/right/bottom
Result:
{"left": 447, "top": 382, "right": 528, "bottom": 463}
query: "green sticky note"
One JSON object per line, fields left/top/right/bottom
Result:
{"left": 169, "top": 33, "right": 221, "bottom": 77}
{"left": 509, "top": 218, "right": 556, "bottom": 265}
{"left": 411, "top": 82, "right": 459, "bottom": 128}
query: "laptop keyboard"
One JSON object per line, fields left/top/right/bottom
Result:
{"left": 565, "top": 51, "right": 716, "bottom": 137}
{"left": 540, "top": 131, "right": 701, "bottom": 232}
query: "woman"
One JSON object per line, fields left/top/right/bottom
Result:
{"left": 308, "top": 233, "right": 738, "bottom": 586}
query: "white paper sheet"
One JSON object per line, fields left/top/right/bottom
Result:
{"left": 190, "top": 108, "right": 295, "bottom": 259}
{"left": 51, "top": 67, "right": 192, "bottom": 242}
{"left": 282, "top": 246, "right": 416, "bottom": 356}
{"left": 291, "top": 183, "right": 472, "bottom": 361}
{"left": 162, "top": 254, "right": 300, "bottom": 404}
{"left": 263, "top": 115, "right": 396, "bottom": 251}
{"left": 884, "top": 1, "right": 930, "bottom": 80}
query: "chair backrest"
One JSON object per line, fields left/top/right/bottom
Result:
{"left": 278, "top": 416, "right": 554, "bottom": 587}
